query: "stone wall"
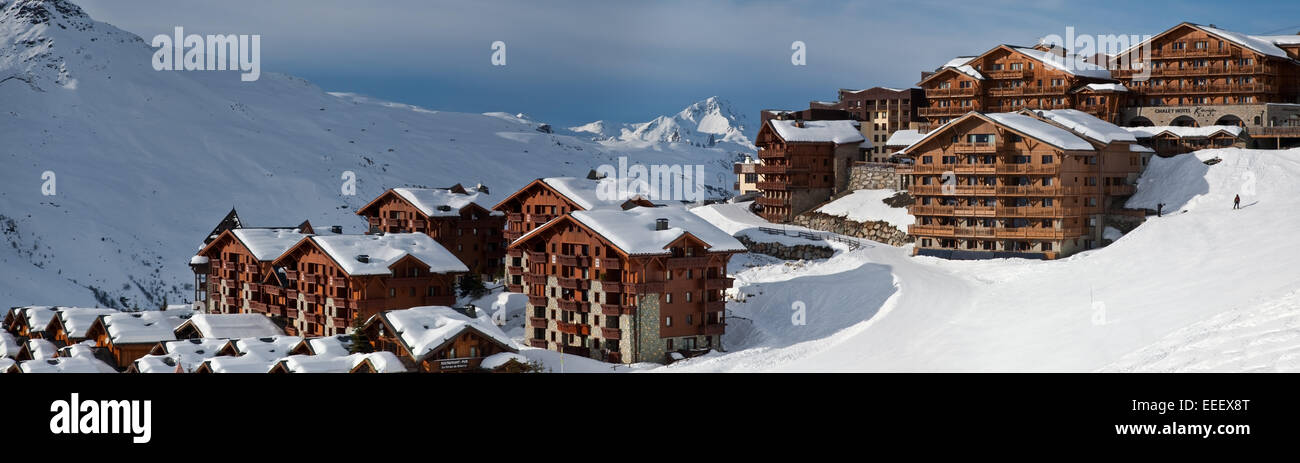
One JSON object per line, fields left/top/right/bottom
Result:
{"left": 790, "top": 211, "right": 912, "bottom": 247}
{"left": 736, "top": 235, "right": 835, "bottom": 261}
{"left": 847, "top": 163, "right": 904, "bottom": 191}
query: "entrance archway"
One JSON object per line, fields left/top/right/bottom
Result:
{"left": 1170, "top": 115, "right": 1198, "bottom": 127}
{"left": 1213, "top": 115, "right": 1243, "bottom": 127}
{"left": 1127, "top": 116, "right": 1154, "bottom": 127}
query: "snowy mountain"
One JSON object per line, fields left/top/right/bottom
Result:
{"left": 568, "top": 96, "right": 754, "bottom": 151}
{"left": 0, "top": 0, "right": 746, "bottom": 309}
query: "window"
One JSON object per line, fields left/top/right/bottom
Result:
{"left": 388, "top": 288, "right": 396, "bottom": 298}
{"left": 685, "top": 292, "right": 693, "bottom": 302}
{"left": 665, "top": 293, "right": 673, "bottom": 303}
{"left": 665, "top": 316, "right": 673, "bottom": 327}
{"left": 686, "top": 314, "right": 694, "bottom": 325}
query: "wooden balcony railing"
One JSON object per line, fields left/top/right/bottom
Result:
{"left": 601, "top": 327, "right": 621, "bottom": 340}
{"left": 665, "top": 256, "right": 710, "bottom": 269}
{"left": 755, "top": 181, "right": 788, "bottom": 191}
{"left": 527, "top": 295, "right": 548, "bottom": 307}
{"left": 528, "top": 317, "right": 548, "bottom": 329}
{"left": 755, "top": 196, "right": 789, "bottom": 207}
{"left": 704, "top": 277, "right": 735, "bottom": 290}
{"left": 527, "top": 338, "right": 548, "bottom": 348}
{"left": 627, "top": 282, "right": 665, "bottom": 294}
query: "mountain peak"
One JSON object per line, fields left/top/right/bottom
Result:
{"left": 1, "top": 0, "right": 90, "bottom": 28}
{"left": 568, "top": 96, "right": 753, "bottom": 150}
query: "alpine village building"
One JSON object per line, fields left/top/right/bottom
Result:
{"left": 354, "top": 183, "right": 507, "bottom": 278}
{"left": 754, "top": 118, "right": 869, "bottom": 223}
{"left": 902, "top": 109, "right": 1149, "bottom": 259}
{"left": 506, "top": 205, "right": 744, "bottom": 364}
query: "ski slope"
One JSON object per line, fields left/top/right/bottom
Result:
{"left": 662, "top": 148, "right": 1300, "bottom": 372}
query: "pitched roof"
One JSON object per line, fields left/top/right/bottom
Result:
{"left": 768, "top": 119, "right": 866, "bottom": 144}
{"left": 306, "top": 233, "right": 468, "bottom": 276}
{"left": 98, "top": 309, "right": 196, "bottom": 344}
{"left": 566, "top": 206, "right": 747, "bottom": 256}
{"left": 1028, "top": 109, "right": 1137, "bottom": 144}
{"left": 364, "top": 186, "right": 502, "bottom": 218}
{"left": 132, "top": 338, "right": 228, "bottom": 373}
{"left": 275, "top": 352, "right": 407, "bottom": 373}
{"left": 379, "top": 305, "right": 516, "bottom": 361}
{"left": 51, "top": 307, "right": 120, "bottom": 338}
{"left": 177, "top": 314, "right": 284, "bottom": 339}
{"left": 1010, "top": 46, "right": 1113, "bottom": 79}
{"left": 885, "top": 129, "right": 926, "bottom": 148}
{"left": 983, "top": 112, "right": 1095, "bottom": 150}
{"left": 19, "top": 356, "right": 117, "bottom": 373}
{"left": 230, "top": 228, "right": 312, "bottom": 261}
{"left": 1124, "top": 125, "right": 1244, "bottom": 139}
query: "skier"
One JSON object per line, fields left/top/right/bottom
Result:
{"left": 1157, "top": 203, "right": 1164, "bottom": 217}
{"left": 1234, "top": 194, "right": 1241, "bottom": 210}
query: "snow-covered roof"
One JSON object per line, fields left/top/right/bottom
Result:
{"left": 0, "top": 357, "right": 13, "bottom": 372}
{"left": 769, "top": 119, "right": 865, "bottom": 144}
{"left": 179, "top": 314, "right": 283, "bottom": 339}
{"left": 1200, "top": 25, "right": 1293, "bottom": 60}
{"left": 1255, "top": 34, "right": 1300, "bottom": 46}
{"left": 381, "top": 305, "right": 516, "bottom": 360}
{"left": 391, "top": 186, "right": 501, "bottom": 217}
{"left": 227, "top": 335, "right": 304, "bottom": 360}
{"left": 569, "top": 205, "right": 747, "bottom": 256}
{"left": 134, "top": 338, "right": 229, "bottom": 373}
{"left": 540, "top": 177, "right": 626, "bottom": 211}
{"left": 1130, "top": 144, "right": 1155, "bottom": 153}
{"left": 190, "top": 255, "right": 209, "bottom": 265}
{"left": 984, "top": 113, "right": 1094, "bottom": 151}
{"left": 18, "top": 306, "right": 57, "bottom": 331}
{"left": 885, "top": 129, "right": 926, "bottom": 148}
{"left": 52, "top": 307, "right": 119, "bottom": 338}
{"left": 304, "top": 334, "right": 355, "bottom": 357}
{"left": 1031, "top": 109, "right": 1136, "bottom": 144}
{"left": 1082, "top": 83, "right": 1128, "bottom": 92}
{"left": 19, "top": 356, "right": 118, "bottom": 373}
{"left": 100, "top": 309, "right": 195, "bottom": 344}
{"left": 1124, "top": 125, "right": 1245, "bottom": 139}
{"left": 24, "top": 338, "right": 58, "bottom": 360}
{"left": 199, "top": 355, "right": 279, "bottom": 373}
{"left": 480, "top": 352, "right": 528, "bottom": 370}
{"left": 309, "top": 233, "right": 468, "bottom": 276}
{"left": 0, "top": 331, "right": 18, "bottom": 357}
{"left": 1012, "top": 47, "right": 1113, "bottom": 79}
{"left": 277, "top": 352, "right": 406, "bottom": 373}
{"left": 232, "top": 228, "right": 311, "bottom": 261}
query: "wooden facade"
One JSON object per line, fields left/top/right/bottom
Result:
{"left": 270, "top": 237, "right": 462, "bottom": 338}
{"left": 920, "top": 44, "right": 1121, "bottom": 125}
{"left": 814, "top": 87, "right": 925, "bottom": 161}
{"left": 754, "top": 119, "right": 862, "bottom": 223}
{"left": 903, "top": 111, "right": 1144, "bottom": 259}
{"left": 193, "top": 227, "right": 308, "bottom": 319}
{"left": 493, "top": 179, "right": 595, "bottom": 293}
{"left": 361, "top": 309, "right": 516, "bottom": 373}
{"left": 355, "top": 185, "right": 507, "bottom": 278}
{"left": 507, "top": 213, "right": 736, "bottom": 364}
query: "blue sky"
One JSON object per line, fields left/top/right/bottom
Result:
{"left": 78, "top": 0, "right": 1300, "bottom": 130}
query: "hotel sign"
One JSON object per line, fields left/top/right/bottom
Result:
{"left": 1150, "top": 106, "right": 1219, "bottom": 118}
{"left": 437, "top": 358, "right": 472, "bottom": 370}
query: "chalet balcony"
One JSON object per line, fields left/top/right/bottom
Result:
{"left": 597, "top": 281, "right": 621, "bottom": 293}
{"left": 332, "top": 297, "right": 354, "bottom": 309}
{"left": 1140, "top": 83, "right": 1276, "bottom": 95}
{"left": 994, "top": 227, "right": 1085, "bottom": 240}
{"left": 996, "top": 206, "right": 1079, "bottom": 217}
{"left": 525, "top": 251, "right": 546, "bottom": 263}
{"left": 506, "top": 248, "right": 523, "bottom": 257}
{"left": 626, "top": 281, "right": 665, "bottom": 294}
{"left": 925, "top": 87, "right": 977, "bottom": 97}
{"left": 952, "top": 141, "right": 1000, "bottom": 154}
{"left": 262, "top": 285, "right": 283, "bottom": 296}
{"left": 755, "top": 181, "right": 787, "bottom": 191}
{"left": 953, "top": 227, "right": 997, "bottom": 238}
{"left": 704, "top": 277, "right": 735, "bottom": 290}
{"left": 266, "top": 304, "right": 283, "bottom": 317}
{"left": 328, "top": 278, "right": 347, "bottom": 289}
{"left": 952, "top": 163, "right": 997, "bottom": 174}
{"left": 285, "top": 307, "right": 299, "bottom": 318}
{"left": 1251, "top": 126, "right": 1300, "bottom": 137}
{"left": 996, "top": 163, "right": 1059, "bottom": 174}
{"left": 597, "top": 258, "right": 620, "bottom": 270}
{"left": 987, "top": 68, "right": 1030, "bottom": 79}
{"left": 302, "top": 313, "right": 322, "bottom": 324}
{"left": 224, "top": 296, "right": 237, "bottom": 306}
{"left": 367, "top": 217, "right": 381, "bottom": 226}
{"left": 755, "top": 164, "right": 804, "bottom": 175}
{"left": 556, "top": 321, "right": 588, "bottom": 336}
{"left": 248, "top": 300, "right": 268, "bottom": 313}
{"left": 703, "top": 323, "right": 725, "bottom": 335}
{"left": 284, "top": 269, "right": 298, "bottom": 280}
{"left": 285, "top": 288, "right": 299, "bottom": 299}
{"left": 223, "top": 261, "right": 239, "bottom": 271}
{"left": 756, "top": 148, "right": 788, "bottom": 159}
{"left": 557, "top": 277, "right": 588, "bottom": 290}
{"left": 600, "top": 305, "right": 622, "bottom": 316}
{"left": 528, "top": 317, "right": 548, "bottom": 329}
{"left": 1019, "top": 86, "right": 1067, "bottom": 96}
{"left": 953, "top": 185, "right": 997, "bottom": 196}
{"left": 557, "top": 299, "right": 590, "bottom": 313}
{"left": 332, "top": 318, "right": 348, "bottom": 329}
{"left": 507, "top": 212, "right": 523, "bottom": 222}
{"left": 527, "top": 295, "right": 549, "bottom": 307}
{"left": 299, "top": 274, "right": 322, "bottom": 285}
{"left": 527, "top": 214, "right": 554, "bottom": 224}
{"left": 755, "top": 196, "right": 789, "bottom": 207}
{"left": 1149, "top": 48, "right": 1230, "bottom": 58}
{"left": 503, "top": 230, "right": 522, "bottom": 241}
{"left": 666, "top": 256, "right": 710, "bottom": 269}
{"left": 506, "top": 284, "right": 524, "bottom": 293}
{"left": 601, "top": 327, "right": 621, "bottom": 340}
{"left": 524, "top": 273, "right": 548, "bottom": 286}
{"left": 705, "top": 301, "right": 726, "bottom": 312}
{"left": 528, "top": 338, "right": 548, "bottom": 348}
{"left": 1146, "top": 64, "right": 1273, "bottom": 77}
{"left": 910, "top": 205, "right": 955, "bottom": 216}
{"left": 952, "top": 206, "right": 997, "bottom": 217}
{"left": 995, "top": 185, "right": 1093, "bottom": 196}
{"left": 908, "top": 224, "right": 957, "bottom": 237}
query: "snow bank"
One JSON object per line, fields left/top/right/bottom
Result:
{"left": 815, "top": 190, "right": 914, "bottom": 228}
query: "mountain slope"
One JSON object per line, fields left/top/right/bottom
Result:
{"left": 0, "top": 0, "right": 746, "bottom": 308}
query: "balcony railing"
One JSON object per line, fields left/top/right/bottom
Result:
{"left": 755, "top": 196, "right": 789, "bottom": 207}
{"left": 755, "top": 181, "right": 788, "bottom": 191}
{"left": 527, "top": 339, "right": 547, "bottom": 348}
{"left": 953, "top": 142, "right": 1000, "bottom": 153}
{"left": 704, "top": 277, "right": 735, "bottom": 290}
{"left": 600, "top": 305, "right": 622, "bottom": 317}
{"left": 525, "top": 251, "right": 546, "bottom": 263}
{"left": 527, "top": 295, "right": 548, "bottom": 307}
{"left": 557, "top": 299, "right": 590, "bottom": 313}
{"left": 557, "top": 277, "right": 588, "bottom": 290}
{"left": 666, "top": 256, "right": 710, "bottom": 269}
{"left": 601, "top": 327, "right": 621, "bottom": 340}
{"left": 627, "top": 282, "right": 665, "bottom": 294}
{"left": 925, "top": 87, "right": 978, "bottom": 97}
{"left": 556, "top": 255, "right": 590, "bottom": 267}
{"left": 908, "top": 224, "right": 957, "bottom": 237}
{"left": 996, "top": 163, "right": 1059, "bottom": 174}
{"left": 597, "top": 281, "right": 621, "bottom": 293}
{"left": 528, "top": 317, "right": 548, "bottom": 329}
{"left": 524, "top": 273, "right": 548, "bottom": 286}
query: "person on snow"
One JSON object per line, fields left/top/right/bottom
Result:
{"left": 1157, "top": 203, "right": 1164, "bottom": 217}
{"left": 1234, "top": 194, "right": 1241, "bottom": 210}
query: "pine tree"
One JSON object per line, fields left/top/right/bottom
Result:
{"left": 348, "top": 313, "right": 372, "bottom": 354}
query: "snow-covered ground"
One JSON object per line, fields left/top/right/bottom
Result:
{"left": 652, "top": 148, "right": 1300, "bottom": 372}
{"left": 815, "top": 189, "right": 913, "bottom": 228}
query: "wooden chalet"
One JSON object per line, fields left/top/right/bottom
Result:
{"left": 361, "top": 305, "right": 517, "bottom": 372}
{"left": 356, "top": 184, "right": 507, "bottom": 278}
{"left": 753, "top": 118, "right": 866, "bottom": 223}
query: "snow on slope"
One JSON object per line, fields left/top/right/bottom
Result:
{"left": 568, "top": 96, "right": 754, "bottom": 151}
{"left": 815, "top": 189, "right": 913, "bottom": 228}
{"left": 0, "top": 0, "right": 743, "bottom": 309}
{"left": 665, "top": 148, "right": 1300, "bottom": 372}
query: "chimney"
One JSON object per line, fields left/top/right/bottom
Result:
{"left": 356, "top": 254, "right": 370, "bottom": 263}
{"left": 794, "top": 119, "right": 805, "bottom": 128}
{"left": 437, "top": 205, "right": 452, "bottom": 212}
{"left": 655, "top": 218, "right": 669, "bottom": 231}
{"left": 330, "top": 225, "right": 342, "bottom": 234}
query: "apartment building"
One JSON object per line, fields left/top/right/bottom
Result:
{"left": 813, "top": 87, "right": 926, "bottom": 161}
{"left": 919, "top": 44, "right": 1120, "bottom": 126}
{"left": 270, "top": 233, "right": 467, "bottom": 337}
{"left": 903, "top": 109, "right": 1148, "bottom": 259}
{"left": 507, "top": 206, "right": 743, "bottom": 364}
{"left": 754, "top": 117, "right": 868, "bottom": 223}
{"left": 355, "top": 184, "right": 506, "bottom": 278}
{"left": 733, "top": 155, "right": 761, "bottom": 194}
{"left": 193, "top": 226, "right": 312, "bottom": 315}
